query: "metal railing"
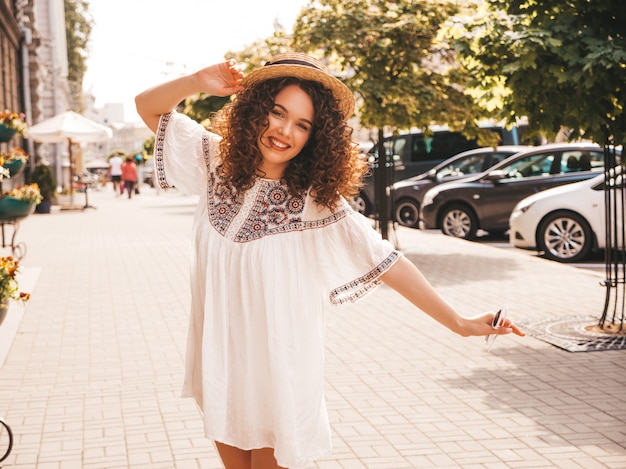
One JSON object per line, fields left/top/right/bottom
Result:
{"left": 599, "top": 142, "right": 625, "bottom": 332}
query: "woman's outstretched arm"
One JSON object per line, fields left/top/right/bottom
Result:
{"left": 380, "top": 256, "right": 525, "bottom": 338}
{"left": 135, "top": 60, "right": 244, "bottom": 132}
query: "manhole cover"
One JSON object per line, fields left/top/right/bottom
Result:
{"left": 519, "top": 316, "right": 626, "bottom": 352}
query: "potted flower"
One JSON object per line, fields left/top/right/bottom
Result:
{"left": 0, "top": 110, "right": 27, "bottom": 142}
{"left": 0, "top": 147, "right": 29, "bottom": 178}
{"left": 0, "top": 256, "right": 30, "bottom": 326}
{"left": 28, "top": 163, "right": 57, "bottom": 213}
{"left": 0, "top": 183, "right": 42, "bottom": 221}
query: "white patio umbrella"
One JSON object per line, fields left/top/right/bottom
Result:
{"left": 84, "top": 157, "right": 109, "bottom": 170}
{"left": 26, "top": 111, "right": 112, "bottom": 207}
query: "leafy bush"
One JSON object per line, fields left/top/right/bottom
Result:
{"left": 28, "top": 164, "right": 57, "bottom": 201}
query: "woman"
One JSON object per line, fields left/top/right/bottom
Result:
{"left": 135, "top": 53, "right": 524, "bottom": 469}
{"left": 120, "top": 155, "right": 138, "bottom": 198}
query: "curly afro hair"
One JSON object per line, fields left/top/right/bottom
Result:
{"left": 210, "top": 77, "right": 368, "bottom": 211}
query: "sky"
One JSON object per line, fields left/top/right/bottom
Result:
{"left": 83, "top": 0, "right": 310, "bottom": 122}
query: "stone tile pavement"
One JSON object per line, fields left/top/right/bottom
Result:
{"left": 0, "top": 185, "right": 625, "bottom": 468}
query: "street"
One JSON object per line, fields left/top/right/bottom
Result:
{"left": 470, "top": 230, "right": 608, "bottom": 274}
{"left": 387, "top": 224, "right": 608, "bottom": 274}
{"left": 1, "top": 189, "right": 624, "bottom": 468}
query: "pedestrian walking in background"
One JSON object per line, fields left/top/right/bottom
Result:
{"left": 135, "top": 52, "right": 525, "bottom": 469}
{"left": 121, "top": 155, "right": 138, "bottom": 199}
{"left": 107, "top": 152, "right": 123, "bottom": 195}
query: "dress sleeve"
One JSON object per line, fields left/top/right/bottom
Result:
{"left": 304, "top": 200, "right": 402, "bottom": 305}
{"left": 154, "top": 111, "right": 218, "bottom": 195}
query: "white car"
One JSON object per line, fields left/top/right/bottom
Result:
{"left": 509, "top": 167, "right": 624, "bottom": 262}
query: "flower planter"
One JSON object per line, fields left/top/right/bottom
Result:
{"left": 2, "top": 159, "right": 25, "bottom": 178}
{"left": 35, "top": 199, "right": 52, "bottom": 214}
{"left": 0, "top": 125, "right": 17, "bottom": 143}
{"left": 0, "top": 197, "right": 35, "bottom": 221}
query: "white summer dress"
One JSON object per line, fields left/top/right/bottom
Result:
{"left": 155, "top": 111, "right": 401, "bottom": 468}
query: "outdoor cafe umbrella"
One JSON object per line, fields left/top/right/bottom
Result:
{"left": 84, "top": 157, "right": 109, "bottom": 170}
{"left": 26, "top": 111, "right": 112, "bottom": 207}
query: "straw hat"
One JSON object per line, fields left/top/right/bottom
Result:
{"left": 242, "top": 52, "right": 355, "bottom": 119}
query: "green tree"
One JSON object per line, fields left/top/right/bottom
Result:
{"left": 65, "top": 0, "right": 93, "bottom": 111}
{"left": 451, "top": 0, "right": 626, "bottom": 144}
{"left": 226, "top": 26, "right": 295, "bottom": 73}
{"left": 294, "top": 0, "right": 487, "bottom": 134}
{"left": 143, "top": 136, "right": 155, "bottom": 160}
{"left": 183, "top": 94, "right": 232, "bottom": 127}
{"left": 293, "top": 0, "right": 491, "bottom": 238}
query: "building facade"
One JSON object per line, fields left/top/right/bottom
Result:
{"left": 2, "top": 0, "right": 72, "bottom": 187}
{"left": 1, "top": 0, "right": 151, "bottom": 191}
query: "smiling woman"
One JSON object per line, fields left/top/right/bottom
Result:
{"left": 134, "top": 51, "right": 524, "bottom": 469}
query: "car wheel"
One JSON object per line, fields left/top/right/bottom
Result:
{"left": 394, "top": 198, "right": 420, "bottom": 228}
{"left": 440, "top": 204, "right": 478, "bottom": 239}
{"left": 351, "top": 193, "right": 369, "bottom": 215}
{"left": 537, "top": 211, "right": 593, "bottom": 262}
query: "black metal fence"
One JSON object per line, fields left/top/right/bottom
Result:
{"left": 599, "top": 142, "right": 625, "bottom": 331}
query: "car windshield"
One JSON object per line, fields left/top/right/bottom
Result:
{"left": 501, "top": 153, "right": 556, "bottom": 178}
{"left": 437, "top": 154, "right": 485, "bottom": 180}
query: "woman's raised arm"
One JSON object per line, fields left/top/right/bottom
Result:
{"left": 135, "top": 60, "right": 244, "bottom": 133}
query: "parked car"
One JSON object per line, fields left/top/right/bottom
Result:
{"left": 420, "top": 143, "right": 617, "bottom": 239}
{"left": 143, "top": 166, "right": 155, "bottom": 187}
{"left": 354, "top": 123, "right": 530, "bottom": 215}
{"left": 391, "top": 145, "right": 531, "bottom": 227}
{"left": 509, "top": 166, "right": 624, "bottom": 262}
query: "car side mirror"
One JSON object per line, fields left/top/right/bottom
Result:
{"left": 483, "top": 169, "right": 508, "bottom": 181}
{"left": 425, "top": 169, "right": 439, "bottom": 181}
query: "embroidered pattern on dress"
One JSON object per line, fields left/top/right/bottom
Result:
{"left": 329, "top": 251, "right": 401, "bottom": 305}
{"left": 207, "top": 167, "right": 243, "bottom": 236}
{"left": 207, "top": 167, "right": 349, "bottom": 242}
{"left": 155, "top": 112, "right": 173, "bottom": 189}
{"left": 201, "top": 133, "right": 213, "bottom": 170}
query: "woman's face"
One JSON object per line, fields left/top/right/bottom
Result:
{"left": 257, "top": 84, "right": 314, "bottom": 179}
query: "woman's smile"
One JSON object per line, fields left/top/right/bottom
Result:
{"left": 267, "top": 136, "right": 290, "bottom": 150}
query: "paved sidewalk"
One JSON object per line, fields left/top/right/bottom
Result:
{"left": 0, "top": 185, "right": 625, "bottom": 468}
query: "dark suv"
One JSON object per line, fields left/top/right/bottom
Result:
{"left": 419, "top": 143, "right": 614, "bottom": 239}
{"left": 354, "top": 124, "right": 528, "bottom": 215}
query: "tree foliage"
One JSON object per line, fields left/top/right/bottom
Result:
{"left": 183, "top": 94, "right": 231, "bottom": 127}
{"left": 225, "top": 26, "right": 295, "bottom": 73}
{"left": 65, "top": 0, "right": 93, "bottom": 111}
{"left": 143, "top": 136, "right": 155, "bottom": 160}
{"left": 451, "top": 0, "right": 626, "bottom": 144}
{"left": 292, "top": 0, "right": 498, "bottom": 143}
{"left": 292, "top": 0, "right": 506, "bottom": 239}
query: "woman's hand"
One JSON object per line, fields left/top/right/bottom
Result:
{"left": 136, "top": 59, "right": 244, "bottom": 132}
{"left": 195, "top": 60, "right": 244, "bottom": 97}
{"left": 381, "top": 256, "right": 525, "bottom": 340}
{"left": 461, "top": 310, "right": 526, "bottom": 338}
